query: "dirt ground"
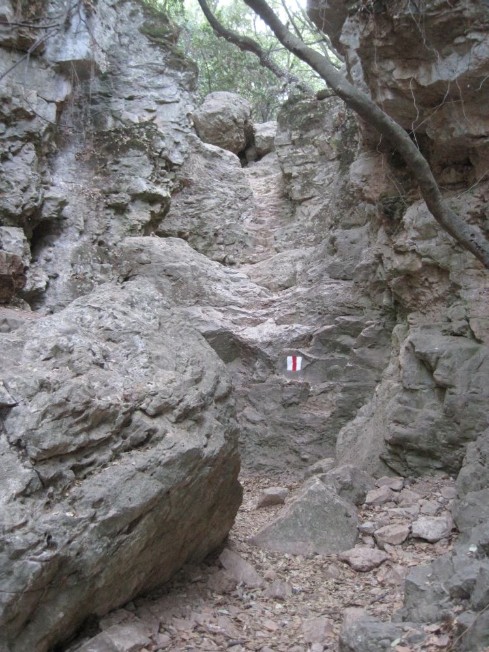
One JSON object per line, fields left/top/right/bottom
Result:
{"left": 80, "top": 471, "right": 459, "bottom": 652}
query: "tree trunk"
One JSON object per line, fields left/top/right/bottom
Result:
{"left": 195, "top": 0, "right": 314, "bottom": 95}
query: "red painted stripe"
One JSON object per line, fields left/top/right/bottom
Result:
{"left": 292, "top": 356, "right": 297, "bottom": 371}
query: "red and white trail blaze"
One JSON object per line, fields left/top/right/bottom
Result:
{"left": 286, "top": 355, "right": 302, "bottom": 372}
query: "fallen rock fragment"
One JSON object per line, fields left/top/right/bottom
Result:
{"left": 419, "top": 499, "right": 443, "bottom": 515}
{"left": 192, "top": 91, "right": 252, "bottom": 155}
{"left": 219, "top": 548, "right": 263, "bottom": 588}
{"left": 304, "top": 457, "right": 335, "bottom": 478}
{"left": 208, "top": 569, "right": 238, "bottom": 594}
{"left": 440, "top": 486, "right": 456, "bottom": 500}
{"left": 374, "top": 523, "right": 410, "bottom": 548}
{"left": 302, "top": 615, "right": 334, "bottom": 644}
{"left": 411, "top": 514, "right": 454, "bottom": 543}
{"left": 264, "top": 579, "right": 293, "bottom": 600}
{"left": 397, "top": 489, "right": 422, "bottom": 507}
{"left": 365, "top": 486, "right": 396, "bottom": 506}
{"left": 250, "top": 477, "right": 358, "bottom": 555}
{"left": 338, "top": 608, "right": 427, "bottom": 652}
{"left": 339, "top": 546, "right": 389, "bottom": 572}
{"left": 358, "top": 520, "right": 379, "bottom": 535}
{"left": 322, "top": 464, "right": 374, "bottom": 506}
{"left": 376, "top": 476, "right": 404, "bottom": 492}
{"left": 78, "top": 622, "right": 152, "bottom": 652}
{"left": 256, "top": 486, "right": 289, "bottom": 508}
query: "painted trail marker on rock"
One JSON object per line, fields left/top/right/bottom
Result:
{"left": 287, "top": 355, "right": 302, "bottom": 372}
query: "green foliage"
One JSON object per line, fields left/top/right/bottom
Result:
{"left": 186, "top": 17, "right": 287, "bottom": 121}
{"left": 141, "top": 0, "right": 324, "bottom": 121}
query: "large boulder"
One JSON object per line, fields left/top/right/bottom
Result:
{"left": 250, "top": 477, "right": 358, "bottom": 555}
{"left": 0, "top": 279, "right": 241, "bottom": 652}
{"left": 192, "top": 91, "right": 253, "bottom": 155}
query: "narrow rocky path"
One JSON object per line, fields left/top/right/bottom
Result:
{"left": 66, "top": 157, "right": 458, "bottom": 652}
{"left": 67, "top": 473, "right": 457, "bottom": 652}
{"left": 241, "top": 157, "right": 294, "bottom": 265}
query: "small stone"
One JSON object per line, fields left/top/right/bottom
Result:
{"left": 374, "top": 523, "right": 410, "bottom": 548}
{"left": 80, "top": 622, "right": 152, "bottom": 652}
{"left": 387, "top": 505, "right": 420, "bottom": 518}
{"left": 365, "top": 486, "right": 396, "bottom": 506}
{"left": 322, "top": 464, "right": 374, "bottom": 506}
{"left": 411, "top": 513, "right": 454, "bottom": 543}
{"left": 304, "top": 457, "right": 335, "bottom": 478}
{"left": 440, "top": 486, "right": 457, "bottom": 500}
{"left": 263, "top": 569, "right": 277, "bottom": 581}
{"left": 339, "top": 546, "right": 389, "bottom": 572}
{"left": 358, "top": 520, "right": 378, "bottom": 535}
{"left": 419, "top": 500, "right": 442, "bottom": 516}
{"left": 155, "top": 632, "right": 172, "bottom": 648}
{"left": 264, "top": 579, "right": 293, "bottom": 600}
{"left": 375, "top": 476, "right": 404, "bottom": 491}
{"left": 256, "top": 486, "right": 289, "bottom": 508}
{"left": 311, "top": 644, "right": 324, "bottom": 652}
{"left": 208, "top": 569, "right": 238, "bottom": 594}
{"left": 219, "top": 548, "right": 263, "bottom": 588}
{"left": 262, "top": 618, "right": 279, "bottom": 632}
{"left": 397, "top": 489, "right": 422, "bottom": 506}
{"left": 302, "top": 615, "right": 334, "bottom": 644}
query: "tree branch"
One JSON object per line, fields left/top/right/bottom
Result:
{"left": 241, "top": 0, "right": 489, "bottom": 269}
{"left": 195, "top": 0, "right": 314, "bottom": 95}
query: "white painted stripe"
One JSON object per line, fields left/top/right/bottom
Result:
{"left": 286, "top": 355, "right": 303, "bottom": 371}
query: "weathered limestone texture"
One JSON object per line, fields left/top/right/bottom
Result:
{"left": 304, "top": 0, "right": 489, "bottom": 477}
{"left": 306, "top": 1, "right": 489, "bottom": 649}
{"left": 0, "top": 2, "right": 241, "bottom": 650}
{"left": 156, "top": 134, "right": 255, "bottom": 265}
{"left": 0, "top": 0, "right": 196, "bottom": 312}
{"left": 192, "top": 91, "right": 253, "bottom": 155}
{"left": 0, "top": 280, "right": 241, "bottom": 652}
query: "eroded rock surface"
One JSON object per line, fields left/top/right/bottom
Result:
{"left": 0, "top": 280, "right": 241, "bottom": 652}
{"left": 192, "top": 91, "right": 253, "bottom": 155}
{"left": 2, "top": 0, "right": 489, "bottom": 649}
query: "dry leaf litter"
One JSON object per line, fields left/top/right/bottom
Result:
{"left": 66, "top": 471, "right": 463, "bottom": 652}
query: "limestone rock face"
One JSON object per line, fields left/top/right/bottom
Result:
{"left": 314, "top": 1, "right": 489, "bottom": 477}
{"left": 0, "top": 3, "right": 242, "bottom": 650}
{"left": 156, "top": 135, "right": 255, "bottom": 265}
{"left": 0, "top": 280, "right": 241, "bottom": 652}
{"left": 309, "top": 0, "right": 489, "bottom": 173}
{"left": 0, "top": 0, "right": 196, "bottom": 312}
{"left": 192, "top": 91, "right": 253, "bottom": 155}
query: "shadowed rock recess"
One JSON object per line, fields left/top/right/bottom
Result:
{"left": 0, "top": 0, "right": 489, "bottom": 650}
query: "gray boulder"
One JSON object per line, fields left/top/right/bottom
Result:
{"left": 0, "top": 279, "right": 241, "bottom": 652}
{"left": 250, "top": 477, "right": 358, "bottom": 555}
{"left": 339, "top": 609, "right": 427, "bottom": 652}
{"left": 246, "top": 120, "right": 277, "bottom": 161}
{"left": 192, "top": 91, "right": 253, "bottom": 155}
{"left": 456, "top": 427, "right": 489, "bottom": 498}
{"left": 321, "top": 464, "right": 374, "bottom": 506}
